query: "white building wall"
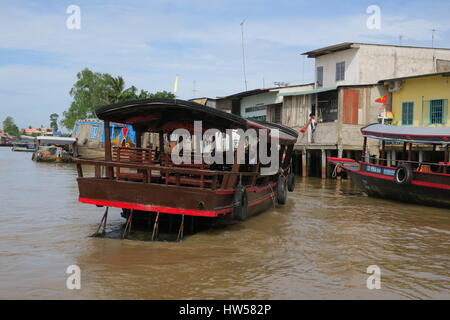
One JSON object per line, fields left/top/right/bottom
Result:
{"left": 315, "top": 48, "right": 360, "bottom": 88}
{"left": 357, "top": 45, "right": 450, "bottom": 83}
{"left": 240, "top": 92, "right": 282, "bottom": 119}
{"left": 314, "top": 44, "right": 450, "bottom": 88}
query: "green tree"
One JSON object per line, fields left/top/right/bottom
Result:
{"left": 149, "top": 90, "right": 175, "bottom": 99}
{"left": 50, "top": 113, "right": 59, "bottom": 132}
{"left": 2, "top": 116, "right": 20, "bottom": 137}
{"left": 61, "top": 68, "right": 176, "bottom": 130}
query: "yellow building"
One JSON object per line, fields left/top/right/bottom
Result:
{"left": 383, "top": 72, "right": 450, "bottom": 127}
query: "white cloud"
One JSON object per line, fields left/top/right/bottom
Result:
{"left": 0, "top": 1, "right": 449, "bottom": 129}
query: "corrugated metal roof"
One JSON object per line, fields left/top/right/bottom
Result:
{"left": 278, "top": 86, "right": 337, "bottom": 97}
{"left": 302, "top": 42, "right": 450, "bottom": 58}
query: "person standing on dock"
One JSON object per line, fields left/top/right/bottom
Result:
{"left": 309, "top": 113, "right": 319, "bottom": 143}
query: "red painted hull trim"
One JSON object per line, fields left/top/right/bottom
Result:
{"left": 79, "top": 197, "right": 231, "bottom": 217}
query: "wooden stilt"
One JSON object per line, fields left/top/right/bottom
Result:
{"left": 190, "top": 216, "right": 195, "bottom": 234}
{"left": 177, "top": 214, "right": 185, "bottom": 242}
{"left": 302, "top": 148, "right": 307, "bottom": 177}
{"left": 122, "top": 209, "right": 134, "bottom": 239}
{"left": 321, "top": 149, "right": 326, "bottom": 179}
{"left": 92, "top": 207, "right": 109, "bottom": 237}
{"left": 152, "top": 212, "right": 160, "bottom": 241}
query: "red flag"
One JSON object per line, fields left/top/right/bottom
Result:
{"left": 122, "top": 127, "right": 128, "bottom": 138}
{"left": 375, "top": 94, "right": 388, "bottom": 104}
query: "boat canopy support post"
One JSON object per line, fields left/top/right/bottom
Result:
{"left": 136, "top": 128, "right": 142, "bottom": 148}
{"left": 104, "top": 120, "right": 113, "bottom": 178}
{"left": 361, "top": 137, "right": 367, "bottom": 162}
{"left": 380, "top": 140, "right": 386, "bottom": 166}
{"left": 92, "top": 207, "right": 109, "bottom": 237}
{"left": 408, "top": 143, "right": 413, "bottom": 162}
{"left": 445, "top": 145, "right": 449, "bottom": 174}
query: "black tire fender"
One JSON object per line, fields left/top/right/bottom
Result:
{"left": 395, "top": 163, "right": 413, "bottom": 185}
{"left": 233, "top": 184, "right": 248, "bottom": 221}
{"left": 277, "top": 175, "right": 288, "bottom": 204}
{"left": 287, "top": 172, "right": 295, "bottom": 192}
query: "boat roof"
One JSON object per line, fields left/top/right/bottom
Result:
{"left": 36, "top": 136, "right": 77, "bottom": 145}
{"left": 95, "top": 98, "right": 298, "bottom": 142}
{"left": 361, "top": 124, "right": 450, "bottom": 144}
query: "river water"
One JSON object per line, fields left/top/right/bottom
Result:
{"left": 0, "top": 147, "right": 449, "bottom": 299}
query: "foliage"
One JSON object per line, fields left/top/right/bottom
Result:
{"left": 50, "top": 113, "right": 59, "bottom": 132}
{"left": 2, "top": 116, "right": 21, "bottom": 137}
{"left": 61, "top": 68, "right": 176, "bottom": 129}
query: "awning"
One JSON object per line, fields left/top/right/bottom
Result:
{"left": 36, "top": 136, "right": 77, "bottom": 145}
{"left": 361, "top": 124, "right": 450, "bottom": 144}
{"left": 278, "top": 86, "right": 337, "bottom": 97}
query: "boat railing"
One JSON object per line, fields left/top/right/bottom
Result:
{"left": 112, "top": 146, "right": 156, "bottom": 164}
{"left": 74, "top": 158, "right": 261, "bottom": 190}
{"left": 363, "top": 157, "right": 450, "bottom": 173}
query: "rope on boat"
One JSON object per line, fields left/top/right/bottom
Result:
{"left": 331, "top": 163, "right": 342, "bottom": 179}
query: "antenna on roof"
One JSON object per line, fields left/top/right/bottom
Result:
{"left": 274, "top": 81, "right": 289, "bottom": 87}
{"left": 399, "top": 35, "right": 403, "bottom": 46}
{"left": 432, "top": 29, "right": 436, "bottom": 48}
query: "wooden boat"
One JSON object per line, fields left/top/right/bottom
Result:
{"left": 73, "top": 119, "right": 136, "bottom": 160}
{"left": 74, "top": 98, "right": 298, "bottom": 239}
{"left": 329, "top": 124, "right": 450, "bottom": 208}
{"left": 12, "top": 142, "right": 36, "bottom": 152}
{"left": 32, "top": 136, "right": 77, "bottom": 162}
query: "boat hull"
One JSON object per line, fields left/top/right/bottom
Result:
{"left": 347, "top": 169, "right": 450, "bottom": 209}
{"left": 77, "top": 177, "right": 277, "bottom": 218}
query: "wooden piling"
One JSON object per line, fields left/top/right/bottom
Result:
{"left": 302, "top": 148, "right": 307, "bottom": 177}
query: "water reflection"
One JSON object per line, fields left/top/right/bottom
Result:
{"left": 0, "top": 148, "right": 449, "bottom": 299}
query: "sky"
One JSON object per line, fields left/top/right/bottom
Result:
{"left": 1, "top": 0, "right": 450, "bottom": 130}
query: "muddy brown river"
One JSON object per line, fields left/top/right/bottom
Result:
{"left": 0, "top": 147, "right": 449, "bottom": 299}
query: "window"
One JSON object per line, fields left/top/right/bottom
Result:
{"left": 90, "top": 126, "right": 99, "bottom": 139}
{"left": 430, "top": 99, "right": 445, "bottom": 124}
{"left": 402, "top": 102, "right": 414, "bottom": 125}
{"left": 272, "top": 105, "right": 281, "bottom": 123}
{"left": 245, "top": 105, "right": 266, "bottom": 113}
{"left": 247, "top": 115, "right": 266, "bottom": 121}
{"left": 316, "top": 66, "right": 323, "bottom": 88}
{"left": 336, "top": 62, "right": 345, "bottom": 81}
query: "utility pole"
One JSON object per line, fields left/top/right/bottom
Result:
{"left": 399, "top": 35, "right": 403, "bottom": 46}
{"left": 240, "top": 19, "right": 248, "bottom": 91}
{"left": 302, "top": 55, "right": 305, "bottom": 83}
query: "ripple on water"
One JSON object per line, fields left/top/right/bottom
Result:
{"left": 0, "top": 149, "right": 449, "bottom": 299}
